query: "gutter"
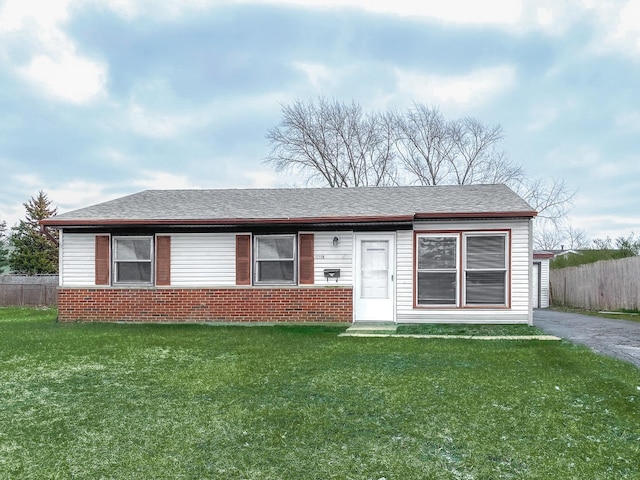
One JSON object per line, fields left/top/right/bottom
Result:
{"left": 40, "top": 210, "right": 537, "bottom": 229}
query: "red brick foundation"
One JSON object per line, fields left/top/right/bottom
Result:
{"left": 57, "top": 287, "right": 353, "bottom": 323}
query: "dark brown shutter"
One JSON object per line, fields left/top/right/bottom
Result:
{"left": 156, "top": 235, "right": 171, "bottom": 286}
{"left": 236, "top": 234, "right": 251, "bottom": 285}
{"left": 95, "top": 235, "right": 110, "bottom": 285}
{"left": 299, "top": 234, "right": 314, "bottom": 285}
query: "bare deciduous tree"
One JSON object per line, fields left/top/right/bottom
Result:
{"left": 393, "top": 104, "right": 450, "bottom": 185}
{"left": 534, "top": 224, "right": 589, "bottom": 251}
{"left": 517, "top": 177, "right": 574, "bottom": 225}
{"left": 265, "top": 97, "right": 576, "bottom": 242}
{"left": 565, "top": 225, "right": 590, "bottom": 249}
{"left": 448, "top": 116, "right": 504, "bottom": 185}
{"left": 266, "top": 98, "right": 397, "bottom": 187}
{"left": 392, "top": 105, "right": 524, "bottom": 187}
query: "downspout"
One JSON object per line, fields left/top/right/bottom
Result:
{"left": 39, "top": 224, "right": 59, "bottom": 246}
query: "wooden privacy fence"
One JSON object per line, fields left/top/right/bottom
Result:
{"left": 0, "top": 275, "right": 59, "bottom": 307}
{"left": 550, "top": 256, "right": 640, "bottom": 311}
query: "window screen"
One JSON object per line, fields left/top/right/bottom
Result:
{"left": 254, "top": 235, "right": 296, "bottom": 284}
{"left": 113, "top": 237, "right": 153, "bottom": 284}
{"left": 464, "top": 235, "right": 507, "bottom": 306}
{"left": 416, "top": 236, "right": 458, "bottom": 305}
{"left": 416, "top": 233, "right": 508, "bottom": 307}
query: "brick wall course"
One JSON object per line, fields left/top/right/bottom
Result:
{"left": 57, "top": 287, "right": 353, "bottom": 323}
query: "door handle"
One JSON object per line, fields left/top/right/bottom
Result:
{"left": 391, "top": 274, "right": 394, "bottom": 282}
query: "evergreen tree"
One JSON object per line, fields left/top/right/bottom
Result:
{"left": 8, "top": 191, "right": 59, "bottom": 274}
{"left": 0, "top": 220, "right": 9, "bottom": 272}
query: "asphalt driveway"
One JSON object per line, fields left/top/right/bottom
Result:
{"left": 534, "top": 309, "right": 640, "bottom": 369}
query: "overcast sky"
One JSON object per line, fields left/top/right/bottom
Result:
{"left": 1, "top": 0, "right": 639, "bottom": 241}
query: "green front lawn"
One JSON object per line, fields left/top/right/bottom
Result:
{"left": 396, "top": 323, "right": 546, "bottom": 336}
{"left": 1, "top": 308, "right": 639, "bottom": 479}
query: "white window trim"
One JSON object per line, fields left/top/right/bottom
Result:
{"left": 415, "top": 233, "right": 460, "bottom": 307}
{"left": 462, "top": 232, "right": 508, "bottom": 307}
{"left": 253, "top": 234, "right": 297, "bottom": 285}
{"left": 112, "top": 235, "right": 154, "bottom": 286}
{"left": 415, "top": 231, "right": 510, "bottom": 308}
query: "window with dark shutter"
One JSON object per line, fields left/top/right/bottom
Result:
{"left": 236, "top": 234, "right": 251, "bottom": 285}
{"left": 156, "top": 235, "right": 171, "bottom": 286}
{"left": 95, "top": 235, "right": 110, "bottom": 285}
{"left": 113, "top": 236, "right": 153, "bottom": 285}
{"left": 254, "top": 235, "right": 296, "bottom": 284}
{"left": 299, "top": 234, "right": 314, "bottom": 285}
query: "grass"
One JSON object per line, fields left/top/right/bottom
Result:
{"left": 396, "top": 323, "right": 546, "bottom": 336}
{"left": 552, "top": 305, "right": 640, "bottom": 324}
{"left": 1, "top": 307, "right": 639, "bottom": 479}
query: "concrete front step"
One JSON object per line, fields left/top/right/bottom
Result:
{"left": 345, "top": 322, "right": 397, "bottom": 334}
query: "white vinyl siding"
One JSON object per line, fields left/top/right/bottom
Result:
{"left": 397, "top": 219, "right": 532, "bottom": 323}
{"left": 170, "top": 233, "right": 237, "bottom": 286}
{"left": 169, "top": 232, "right": 354, "bottom": 286}
{"left": 60, "top": 232, "right": 98, "bottom": 286}
{"left": 311, "top": 231, "right": 353, "bottom": 285}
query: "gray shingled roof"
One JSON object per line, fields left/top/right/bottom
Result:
{"left": 43, "top": 185, "right": 535, "bottom": 226}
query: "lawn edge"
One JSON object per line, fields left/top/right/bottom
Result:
{"left": 339, "top": 333, "right": 561, "bottom": 340}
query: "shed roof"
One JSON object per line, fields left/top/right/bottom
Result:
{"left": 41, "top": 184, "right": 536, "bottom": 227}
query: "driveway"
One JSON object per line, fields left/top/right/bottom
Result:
{"left": 534, "top": 309, "right": 640, "bottom": 369}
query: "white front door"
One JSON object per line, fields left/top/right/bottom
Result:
{"left": 354, "top": 234, "right": 395, "bottom": 322}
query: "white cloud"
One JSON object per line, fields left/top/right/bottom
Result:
{"left": 0, "top": 202, "right": 25, "bottom": 229}
{"left": 12, "top": 174, "right": 42, "bottom": 189}
{"left": 99, "top": 0, "right": 223, "bottom": 21}
{"left": 526, "top": 106, "right": 559, "bottom": 131}
{"left": 615, "top": 111, "right": 640, "bottom": 133}
{"left": 570, "top": 212, "right": 640, "bottom": 240}
{"left": 369, "top": 0, "right": 523, "bottom": 25}
{"left": 131, "top": 171, "right": 203, "bottom": 190}
{"left": 0, "top": 0, "right": 108, "bottom": 105}
{"left": 549, "top": 145, "right": 601, "bottom": 170}
{"left": 593, "top": 162, "right": 627, "bottom": 179}
{"left": 126, "top": 103, "right": 204, "bottom": 138}
{"left": 1, "top": 174, "right": 117, "bottom": 227}
{"left": 288, "top": 61, "right": 517, "bottom": 114}
{"left": 242, "top": 169, "right": 280, "bottom": 188}
{"left": 18, "top": 53, "right": 107, "bottom": 105}
{"left": 0, "top": 0, "right": 71, "bottom": 34}
{"left": 241, "top": 0, "right": 523, "bottom": 26}
{"left": 393, "top": 65, "right": 517, "bottom": 110}
{"left": 293, "top": 62, "right": 336, "bottom": 90}
{"left": 48, "top": 180, "right": 121, "bottom": 213}
{"left": 239, "top": 0, "right": 640, "bottom": 61}
{"left": 552, "top": 145, "right": 639, "bottom": 181}
{"left": 604, "top": 0, "right": 640, "bottom": 56}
